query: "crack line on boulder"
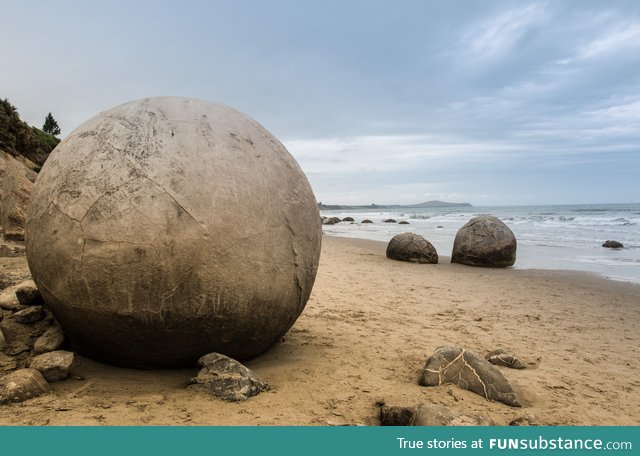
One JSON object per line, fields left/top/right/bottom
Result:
{"left": 121, "top": 155, "right": 209, "bottom": 236}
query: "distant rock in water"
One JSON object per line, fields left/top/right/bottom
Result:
{"left": 451, "top": 215, "right": 516, "bottom": 267}
{"left": 342, "top": 217, "right": 354, "bottom": 222}
{"left": 383, "top": 219, "right": 397, "bottom": 223}
{"left": 398, "top": 221, "right": 409, "bottom": 225}
{"left": 361, "top": 219, "right": 373, "bottom": 224}
{"left": 602, "top": 240, "right": 623, "bottom": 249}
{"left": 386, "top": 233, "right": 438, "bottom": 264}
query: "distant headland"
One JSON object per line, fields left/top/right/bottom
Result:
{"left": 317, "top": 200, "right": 472, "bottom": 210}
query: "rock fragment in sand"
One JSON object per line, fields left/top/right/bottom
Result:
{"left": 380, "top": 404, "right": 494, "bottom": 426}
{"left": 419, "top": 345, "right": 521, "bottom": 407}
{"left": 386, "top": 232, "right": 438, "bottom": 264}
{"left": 33, "top": 323, "right": 65, "bottom": 354}
{"left": 509, "top": 414, "right": 541, "bottom": 426}
{"left": 0, "top": 286, "right": 25, "bottom": 311}
{"left": 14, "top": 280, "right": 43, "bottom": 306}
{"left": 0, "top": 353, "right": 17, "bottom": 374}
{"left": 14, "top": 306, "right": 44, "bottom": 324}
{"left": 0, "top": 327, "right": 6, "bottom": 351}
{"left": 602, "top": 240, "right": 623, "bottom": 249}
{"left": 0, "top": 368, "right": 50, "bottom": 404}
{"left": 361, "top": 219, "right": 373, "bottom": 223}
{"left": 29, "top": 350, "right": 74, "bottom": 381}
{"left": 188, "top": 352, "right": 269, "bottom": 401}
{"left": 451, "top": 215, "right": 516, "bottom": 267}
{"left": 486, "top": 348, "right": 527, "bottom": 369}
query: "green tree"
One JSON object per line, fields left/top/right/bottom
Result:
{"left": 42, "top": 112, "right": 61, "bottom": 136}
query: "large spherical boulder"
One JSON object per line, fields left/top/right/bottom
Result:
{"left": 386, "top": 232, "right": 438, "bottom": 264}
{"left": 25, "top": 97, "right": 322, "bottom": 368}
{"left": 451, "top": 215, "right": 516, "bottom": 267}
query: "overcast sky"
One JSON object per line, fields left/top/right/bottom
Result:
{"left": 2, "top": 0, "right": 639, "bottom": 206}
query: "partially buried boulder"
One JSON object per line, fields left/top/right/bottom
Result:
{"left": 188, "top": 352, "right": 269, "bottom": 401}
{"left": 451, "top": 215, "right": 516, "bottom": 267}
{"left": 361, "top": 219, "right": 373, "bottom": 224}
{"left": 0, "top": 368, "right": 50, "bottom": 404}
{"left": 486, "top": 348, "right": 527, "bottom": 369}
{"left": 419, "top": 345, "right": 521, "bottom": 407}
{"left": 386, "top": 232, "right": 438, "bottom": 264}
{"left": 380, "top": 404, "right": 494, "bottom": 426}
{"left": 342, "top": 217, "right": 354, "bottom": 222}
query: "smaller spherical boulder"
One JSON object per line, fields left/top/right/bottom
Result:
{"left": 386, "top": 232, "right": 438, "bottom": 264}
{"left": 361, "top": 219, "right": 373, "bottom": 224}
{"left": 452, "top": 216, "right": 516, "bottom": 267}
{"left": 342, "top": 216, "right": 355, "bottom": 222}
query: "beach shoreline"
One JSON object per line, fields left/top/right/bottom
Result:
{"left": 1, "top": 234, "right": 639, "bottom": 425}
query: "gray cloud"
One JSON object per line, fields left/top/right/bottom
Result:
{"left": 2, "top": 0, "right": 639, "bottom": 205}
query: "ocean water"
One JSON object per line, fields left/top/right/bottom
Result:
{"left": 320, "top": 203, "right": 640, "bottom": 284}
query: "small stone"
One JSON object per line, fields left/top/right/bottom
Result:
{"left": 14, "top": 306, "right": 44, "bottom": 324}
{"left": 486, "top": 349, "right": 527, "bottom": 369}
{"left": 30, "top": 350, "right": 75, "bottom": 382}
{"left": 187, "top": 352, "right": 269, "bottom": 401}
{"left": 0, "top": 286, "right": 25, "bottom": 311}
{"left": 7, "top": 343, "right": 30, "bottom": 356}
{"left": 509, "top": 414, "right": 541, "bottom": 426}
{"left": 0, "top": 353, "right": 17, "bottom": 374}
{"left": 14, "top": 280, "right": 43, "bottom": 306}
{"left": 0, "top": 368, "right": 50, "bottom": 404}
{"left": 602, "top": 240, "right": 623, "bottom": 249}
{"left": 34, "top": 323, "right": 65, "bottom": 354}
{"left": 0, "top": 327, "right": 6, "bottom": 351}
{"left": 380, "top": 404, "right": 494, "bottom": 426}
{"left": 419, "top": 345, "right": 521, "bottom": 407}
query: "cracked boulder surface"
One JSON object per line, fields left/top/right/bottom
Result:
{"left": 386, "top": 232, "right": 438, "bottom": 264}
{"left": 419, "top": 345, "right": 521, "bottom": 407}
{"left": 451, "top": 215, "right": 516, "bottom": 267}
{"left": 25, "top": 97, "right": 322, "bottom": 369}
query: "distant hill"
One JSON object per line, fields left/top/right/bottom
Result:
{"left": 0, "top": 98, "right": 59, "bottom": 167}
{"left": 318, "top": 200, "right": 472, "bottom": 210}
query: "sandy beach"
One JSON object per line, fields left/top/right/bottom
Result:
{"left": 1, "top": 234, "right": 639, "bottom": 426}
